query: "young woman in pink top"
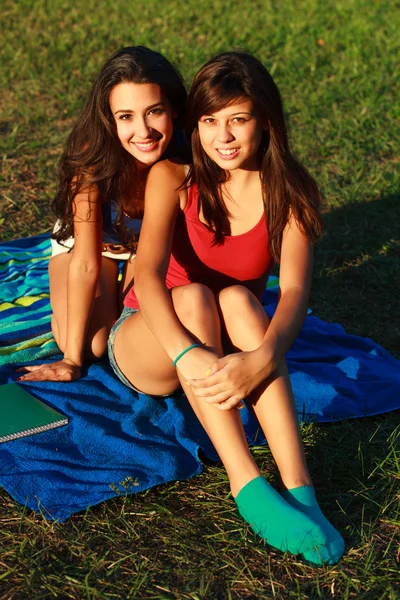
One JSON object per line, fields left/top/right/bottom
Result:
{"left": 108, "top": 52, "right": 345, "bottom": 565}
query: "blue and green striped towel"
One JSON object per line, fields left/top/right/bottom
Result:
{"left": 0, "top": 233, "right": 399, "bottom": 521}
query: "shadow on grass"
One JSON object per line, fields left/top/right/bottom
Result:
{"left": 312, "top": 192, "right": 400, "bottom": 357}
{"left": 304, "top": 414, "right": 399, "bottom": 554}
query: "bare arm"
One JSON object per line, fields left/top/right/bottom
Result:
{"left": 259, "top": 215, "right": 314, "bottom": 368}
{"left": 62, "top": 184, "right": 103, "bottom": 366}
{"left": 188, "top": 215, "right": 315, "bottom": 402}
{"left": 17, "top": 184, "right": 103, "bottom": 381}
{"left": 134, "top": 160, "right": 195, "bottom": 359}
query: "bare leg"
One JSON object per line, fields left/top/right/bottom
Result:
{"left": 113, "top": 283, "right": 260, "bottom": 495}
{"left": 49, "top": 253, "right": 119, "bottom": 359}
{"left": 216, "top": 286, "right": 345, "bottom": 563}
{"left": 217, "top": 285, "right": 311, "bottom": 489}
{"left": 113, "top": 282, "right": 338, "bottom": 564}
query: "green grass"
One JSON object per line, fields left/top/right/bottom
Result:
{"left": 1, "top": 0, "right": 399, "bottom": 598}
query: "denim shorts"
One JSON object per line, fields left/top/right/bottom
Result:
{"left": 107, "top": 306, "right": 176, "bottom": 397}
{"left": 108, "top": 306, "right": 142, "bottom": 392}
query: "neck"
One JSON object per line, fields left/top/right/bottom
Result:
{"left": 223, "top": 168, "right": 261, "bottom": 192}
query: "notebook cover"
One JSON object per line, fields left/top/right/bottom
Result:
{"left": 0, "top": 383, "right": 69, "bottom": 443}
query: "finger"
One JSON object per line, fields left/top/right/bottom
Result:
{"left": 17, "top": 372, "right": 50, "bottom": 382}
{"left": 18, "top": 368, "right": 65, "bottom": 382}
{"left": 192, "top": 383, "right": 227, "bottom": 398}
{"left": 204, "top": 359, "right": 225, "bottom": 377}
{"left": 189, "top": 369, "right": 229, "bottom": 389}
{"left": 15, "top": 365, "right": 44, "bottom": 373}
{"left": 204, "top": 356, "right": 234, "bottom": 377}
{"left": 201, "top": 390, "right": 233, "bottom": 405}
{"left": 215, "top": 396, "right": 244, "bottom": 411}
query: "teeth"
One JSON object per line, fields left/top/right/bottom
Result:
{"left": 218, "top": 148, "right": 238, "bottom": 156}
{"left": 135, "top": 141, "right": 156, "bottom": 148}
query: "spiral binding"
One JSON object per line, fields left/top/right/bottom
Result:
{"left": 0, "top": 418, "right": 69, "bottom": 443}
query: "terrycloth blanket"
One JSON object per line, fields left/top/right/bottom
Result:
{"left": 0, "top": 234, "right": 399, "bottom": 521}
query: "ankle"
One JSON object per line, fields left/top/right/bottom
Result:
{"left": 229, "top": 469, "right": 261, "bottom": 498}
{"left": 281, "top": 478, "right": 313, "bottom": 491}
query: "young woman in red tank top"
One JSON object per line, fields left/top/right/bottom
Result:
{"left": 109, "top": 52, "right": 345, "bottom": 565}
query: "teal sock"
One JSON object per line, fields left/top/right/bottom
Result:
{"left": 235, "top": 476, "right": 332, "bottom": 566}
{"left": 282, "top": 485, "right": 345, "bottom": 564}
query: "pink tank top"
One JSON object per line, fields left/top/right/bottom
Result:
{"left": 124, "top": 183, "right": 274, "bottom": 309}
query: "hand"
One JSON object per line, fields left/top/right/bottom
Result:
{"left": 174, "top": 345, "right": 216, "bottom": 382}
{"left": 188, "top": 349, "right": 274, "bottom": 410}
{"left": 16, "top": 358, "right": 82, "bottom": 382}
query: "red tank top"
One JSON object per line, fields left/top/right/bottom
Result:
{"left": 124, "top": 183, "right": 274, "bottom": 309}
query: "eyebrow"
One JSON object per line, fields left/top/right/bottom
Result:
{"left": 114, "top": 102, "right": 166, "bottom": 115}
{"left": 204, "top": 111, "right": 253, "bottom": 117}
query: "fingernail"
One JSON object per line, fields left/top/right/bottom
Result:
{"left": 185, "top": 381, "right": 191, "bottom": 387}
{"left": 204, "top": 369, "right": 211, "bottom": 376}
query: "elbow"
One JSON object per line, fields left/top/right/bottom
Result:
{"left": 69, "top": 256, "right": 102, "bottom": 279}
{"left": 134, "top": 268, "right": 161, "bottom": 305}
{"left": 279, "top": 285, "right": 309, "bottom": 313}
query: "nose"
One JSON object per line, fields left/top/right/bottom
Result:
{"left": 136, "top": 117, "right": 152, "bottom": 139}
{"left": 216, "top": 122, "right": 234, "bottom": 144}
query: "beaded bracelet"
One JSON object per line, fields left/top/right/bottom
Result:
{"left": 173, "top": 343, "right": 201, "bottom": 368}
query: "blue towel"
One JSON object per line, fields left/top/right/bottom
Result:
{"left": 1, "top": 234, "right": 399, "bottom": 521}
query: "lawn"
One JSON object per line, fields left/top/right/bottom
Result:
{"left": 0, "top": 0, "right": 399, "bottom": 598}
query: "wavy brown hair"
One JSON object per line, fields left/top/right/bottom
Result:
{"left": 186, "top": 51, "right": 323, "bottom": 262}
{"left": 52, "top": 46, "right": 188, "bottom": 251}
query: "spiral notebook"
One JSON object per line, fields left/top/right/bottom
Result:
{"left": 0, "top": 383, "right": 69, "bottom": 443}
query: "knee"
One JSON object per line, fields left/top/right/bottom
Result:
{"left": 172, "top": 283, "right": 218, "bottom": 325}
{"left": 218, "top": 285, "right": 259, "bottom": 319}
{"left": 87, "top": 330, "right": 109, "bottom": 360}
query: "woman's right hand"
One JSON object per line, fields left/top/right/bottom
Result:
{"left": 16, "top": 358, "right": 82, "bottom": 382}
{"left": 174, "top": 345, "right": 216, "bottom": 385}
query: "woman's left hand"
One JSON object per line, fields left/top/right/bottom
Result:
{"left": 188, "top": 349, "right": 274, "bottom": 410}
{"left": 16, "top": 359, "right": 82, "bottom": 382}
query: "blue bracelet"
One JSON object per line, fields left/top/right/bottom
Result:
{"left": 173, "top": 343, "right": 201, "bottom": 368}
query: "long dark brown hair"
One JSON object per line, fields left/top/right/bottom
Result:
{"left": 52, "top": 46, "right": 188, "bottom": 250}
{"left": 187, "top": 51, "right": 323, "bottom": 262}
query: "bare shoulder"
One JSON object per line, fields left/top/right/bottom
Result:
{"left": 147, "top": 159, "right": 188, "bottom": 189}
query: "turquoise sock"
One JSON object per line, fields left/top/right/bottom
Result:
{"left": 235, "top": 476, "right": 332, "bottom": 565}
{"left": 282, "top": 485, "right": 345, "bottom": 564}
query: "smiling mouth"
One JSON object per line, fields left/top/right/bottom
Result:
{"left": 216, "top": 148, "right": 240, "bottom": 159}
{"left": 133, "top": 138, "right": 162, "bottom": 151}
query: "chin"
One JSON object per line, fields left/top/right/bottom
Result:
{"left": 136, "top": 153, "right": 162, "bottom": 165}
{"left": 131, "top": 149, "right": 164, "bottom": 166}
{"left": 214, "top": 158, "right": 242, "bottom": 170}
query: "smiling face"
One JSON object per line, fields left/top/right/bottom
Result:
{"left": 197, "top": 97, "right": 265, "bottom": 172}
{"left": 109, "top": 82, "right": 175, "bottom": 168}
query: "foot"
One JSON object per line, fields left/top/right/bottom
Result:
{"left": 281, "top": 485, "right": 345, "bottom": 564}
{"left": 235, "top": 476, "right": 334, "bottom": 565}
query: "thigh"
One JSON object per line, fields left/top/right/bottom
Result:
{"left": 217, "top": 285, "right": 269, "bottom": 351}
{"left": 89, "top": 257, "right": 119, "bottom": 356}
{"left": 113, "top": 310, "right": 180, "bottom": 396}
{"left": 49, "top": 253, "right": 119, "bottom": 356}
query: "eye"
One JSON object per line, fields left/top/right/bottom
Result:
{"left": 201, "top": 117, "right": 216, "bottom": 124}
{"left": 232, "top": 117, "right": 247, "bottom": 123}
{"left": 148, "top": 107, "right": 164, "bottom": 116}
{"left": 118, "top": 114, "right": 132, "bottom": 121}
